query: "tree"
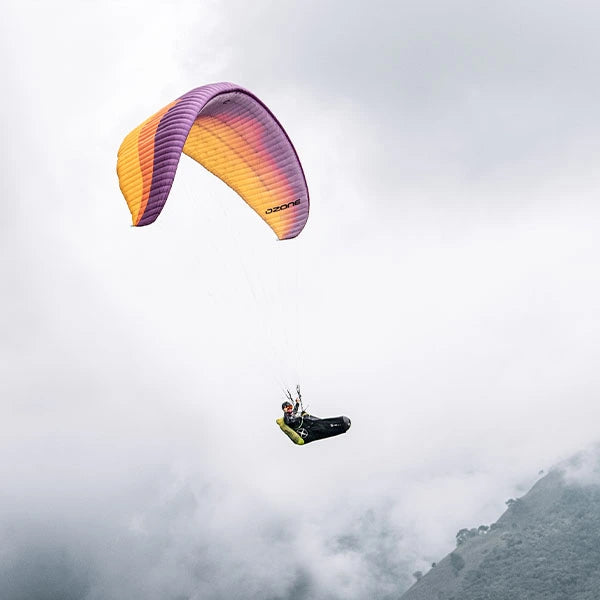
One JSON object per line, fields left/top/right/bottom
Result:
{"left": 456, "top": 528, "right": 471, "bottom": 545}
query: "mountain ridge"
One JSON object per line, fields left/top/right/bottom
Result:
{"left": 400, "top": 454, "right": 600, "bottom": 600}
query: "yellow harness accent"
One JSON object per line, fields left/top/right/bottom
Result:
{"left": 276, "top": 418, "right": 305, "bottom": 445}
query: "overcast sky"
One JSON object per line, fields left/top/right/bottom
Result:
{"left": 3, "top": 1, "right": 600, "bottom": 598}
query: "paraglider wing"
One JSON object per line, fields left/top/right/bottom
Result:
{"left": 117, "top": 82, "right": 309, "bottom": 240}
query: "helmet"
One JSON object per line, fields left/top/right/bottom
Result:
{"left": 282, "top": 401, "right": 293, "bottom": 410}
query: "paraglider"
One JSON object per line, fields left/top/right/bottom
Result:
{"left": 276, "top": 386, "right": 351, "bottom": 445}
{"left": 116, "top": 82, "right": 309, "bottom": 239}
{"left": 117, "top": 85, "right": 351, "bottom": 446}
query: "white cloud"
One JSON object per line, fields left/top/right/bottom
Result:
{"left": 3, "top": 1, "right": 600, "bottom": 598}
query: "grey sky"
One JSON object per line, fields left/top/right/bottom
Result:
{"left": 3, "top": 1, "right": 600, "bottom": 598}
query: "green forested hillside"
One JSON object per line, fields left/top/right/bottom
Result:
{"left": 400, "top": 465, "right": 600, "bottom": 600}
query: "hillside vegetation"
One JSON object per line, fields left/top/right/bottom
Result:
{"left": 400, "top": 463, "right": 600, "bottom": 600}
